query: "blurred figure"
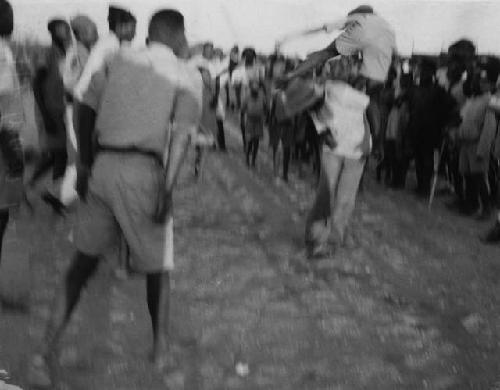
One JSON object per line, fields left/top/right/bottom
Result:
{"left": 384, "top": 73, "right": 412, "bottom": 188}
{"left": 226, "top": 45, "right": 239, "bottom": 109}
{"left": 33, "top": 10, "right": 202, "bottom": 386}
{"left": 408, "top": 59, "right": 449, "bottom": 197}
{"left": 305, "top": 56, "right": 370, "bottom": 258}
{"left": 282, "top": 5, "right": 396, "bottom": 158}
{"left": 59, "top": 14, "right": 98, "bottom": 208}
{"left": 456, "top": 62, "right": 499, "bottom": 219}
{"left": 0, "top": 0, "right": 25, "bottom": 271}
{"left": 241, "top": 79, "right": 267, "bottom": 168}
{"left": 73, "top": 5, "right": 136, "bottom": 102}
{"left": 30, "top": 18, "right": 72, "bottom": 214}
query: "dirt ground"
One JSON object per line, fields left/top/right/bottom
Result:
{"left": 1, "top": 114, "right": 500, "bottom": 390}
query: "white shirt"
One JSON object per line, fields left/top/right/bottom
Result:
{"left": 74, "top": 33, "right": 120, "bottom": 101}
{"left": 334, "top": 13, "right": 396, "bottom": 82}
{"left": 310, "top": 80, "right": 370, "bottom": 159}
{"left": 0, "top": 38, "right": 23, "bottom": 130}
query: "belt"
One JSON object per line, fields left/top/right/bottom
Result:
{"left": 97, "top": 143, "right": 164, "bottom": 166}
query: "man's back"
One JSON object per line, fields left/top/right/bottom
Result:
{"left": 93, "top": 43, "right": 202, "bottom": 157}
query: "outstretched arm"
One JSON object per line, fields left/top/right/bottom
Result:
{"left": 285, "top": 44, "right": 339, "bottom": 82}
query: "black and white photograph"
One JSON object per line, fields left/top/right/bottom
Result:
{"left": 1, "top": 0, "right": 500, "bottom": 388}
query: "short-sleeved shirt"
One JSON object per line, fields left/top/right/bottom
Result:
{"left": 81, "top": 42, "right": 203, "bottom": 158}
{"left": 73, "top": 33, "right": 120, "bottom": 101}
{"left": 332, "top": 13, "right": 396, "bottom": 82}
{"left": 0, "top": 38, "right": 23, "bottom": 131}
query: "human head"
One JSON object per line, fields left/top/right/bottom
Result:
{"left": 48, "top": 18, "right": 72, "bottom": 52}
{"left": 447, "top": 39, "right": 475, "bottom": 83}
{"left": 70, "top": 14, "right": 98, "bottom": 49}
{"left": 478, "top": 57, "right": 500, "bottom": 94}
{"left": 214, "top": 48, "right": 224, "bottom": 61}
{"left": 242, "top": 47, "right": 256, "bottom": 67}
{"left": 0, "top": 0, "right": 13, "bottom": 38}
{"left": 230, "top": 46, "right": 239, "bottom": 62}
{"left": 148, "top": 9, "right": 186, "bottom": 57}
{"left": 347, "top": 4, "right": 374, "bottom": 16}
{"left": 108, "top": 5, "right": 136, "bottom": 42}
{"left": 202, "top": 42, "right": 214, "bottom": 60}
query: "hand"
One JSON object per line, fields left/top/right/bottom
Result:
{"left": 76, "top": 165, "right": 90, "bottom": 201}
{"left": 153, "top": 190, "right": 172, "bottom": 224}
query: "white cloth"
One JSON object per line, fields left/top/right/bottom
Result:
{"left": 0, "top": 38, "right": 24, "bottom": 130}
{"left": 310, "top": 81, "right": 370, "bottom": 159}
{"left": 334, "top": 13, "right": 396, "bottom": 82}
{"left": 73, "top": 33, "right": 120, "bottom": 101}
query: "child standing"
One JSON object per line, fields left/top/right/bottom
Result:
{"left": 241, "top": 79, "right": 267, "bottom": 168}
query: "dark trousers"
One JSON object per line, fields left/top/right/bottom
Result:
{"left": 283, "top": 146, "right": 291, "bottom": 181}
{"left": 216, "top": 119, "right": 226, "bottom": 151}
{"left": 246, "top": 138, "right": 259, "bottom": 167}
{"left": 415, "top": 142, "right": 434, "bottom": 194}
{"left": 29, "top": 148, "right": 68, "bottom": 185}
{"left": 464, "top": 173, "right": 491, "bottom": 212}
{"left": 0, "top": 209, "right": 9, "bottom": 266}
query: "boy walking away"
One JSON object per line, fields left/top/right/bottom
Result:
{"left": 457, "top": 61, "right": 499, "bottom": 219}
{"left": 305, "top": 56, "right": 370, "bottom": 258}
{"left": 30, "top": 19, "right": 72, "bottom": 215}
{"left": 30, "top": 10, "right": 202, "bottom": 387}
{"left": 241, "top": 79, "right": 267, "bottom": 168}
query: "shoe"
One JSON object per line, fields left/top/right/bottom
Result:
{"left": 41, "top": 192, "right": 66, "bottom": 216}
{"left": 481, "top": 221, "right": 500, "bottom": 244}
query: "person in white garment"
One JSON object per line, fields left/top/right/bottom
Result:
{"left": 305, "top": 56, "right": 371, "bottom": 258}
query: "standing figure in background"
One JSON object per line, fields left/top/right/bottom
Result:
{"left": 408, "top": 59, "right": 448, "bottom": 197}
{"left": 241, "top": 79, "right": 267, "bottom": 168}
{"left": 30, "top": 19, "right": 72, "bottom": 214}
{"left": 456, "top": 63, "right": 499, "bottom": 219}
{"left": 226, "top": 45, "right": 239, "bottom": 110}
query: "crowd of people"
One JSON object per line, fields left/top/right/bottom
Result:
{"left": 1, "top": 0, "right": 500, "bottom": 386}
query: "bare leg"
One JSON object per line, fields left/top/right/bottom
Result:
{"left": 42, "top": 252, "right": 99, "bottom": 356}
{"left": 0, "top": 209, "right": 9, "bottom": 267}
{"left": 147, "top": 272, "right": 170, "bottom": 369}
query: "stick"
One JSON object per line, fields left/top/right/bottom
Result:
{"left": 428, "top": 140, "right": 446, "bottom": 210}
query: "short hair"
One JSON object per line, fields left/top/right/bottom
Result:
{"left": 148, "top": 9, "right": 184, "bottom": 37}
{"left": 108, "top": 5, "right": 136, "bottom": 31}
{"left": 348, "top": 5, "right": 374, "bottom": 16}
{"left": 0, "top": 0, "right": 14, "bottom": 37}
{"left": 47, "top": 18, "right": 69, "bottom": 36}
{"left": 448, "top": 39, "right": 476, "bottom": 64}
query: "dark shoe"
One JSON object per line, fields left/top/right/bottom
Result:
{"left": 41, "top": 192, "right": 66, "bottom": 216}
{"left": 475, "top": 209, "right": 492, "bottom": 221}
{"left": 481, "top": 221, "right": 500, "bottom": 244}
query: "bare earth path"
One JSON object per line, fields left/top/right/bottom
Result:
{"left": 1, "top": 115, "right": 500, "bottom": 389}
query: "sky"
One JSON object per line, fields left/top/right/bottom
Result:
{"left": 10, "top": 0, "right": 500, "bottom": 57}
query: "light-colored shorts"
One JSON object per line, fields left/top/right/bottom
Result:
{"left": 74, "top": 153, "right": 173, "bottom": 273}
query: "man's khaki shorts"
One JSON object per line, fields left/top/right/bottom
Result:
{"left": 74, "top": 153, "right": 173, "bottom": 273}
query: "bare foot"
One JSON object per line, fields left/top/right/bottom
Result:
{"left": 28, "top": 353, "right": 53, "bottom": 389}
{"left": 149, "top": 340, "right": 172, "bottom": 372}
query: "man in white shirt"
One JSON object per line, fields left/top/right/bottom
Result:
{"left": 73, "top": 5, "right": 136, "bottom": 102}
{"left": 281, "top": 5, "right": 396, "bottom": 152}
{"left": 33, "top": 9, "right": 202, "bottom": 384}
